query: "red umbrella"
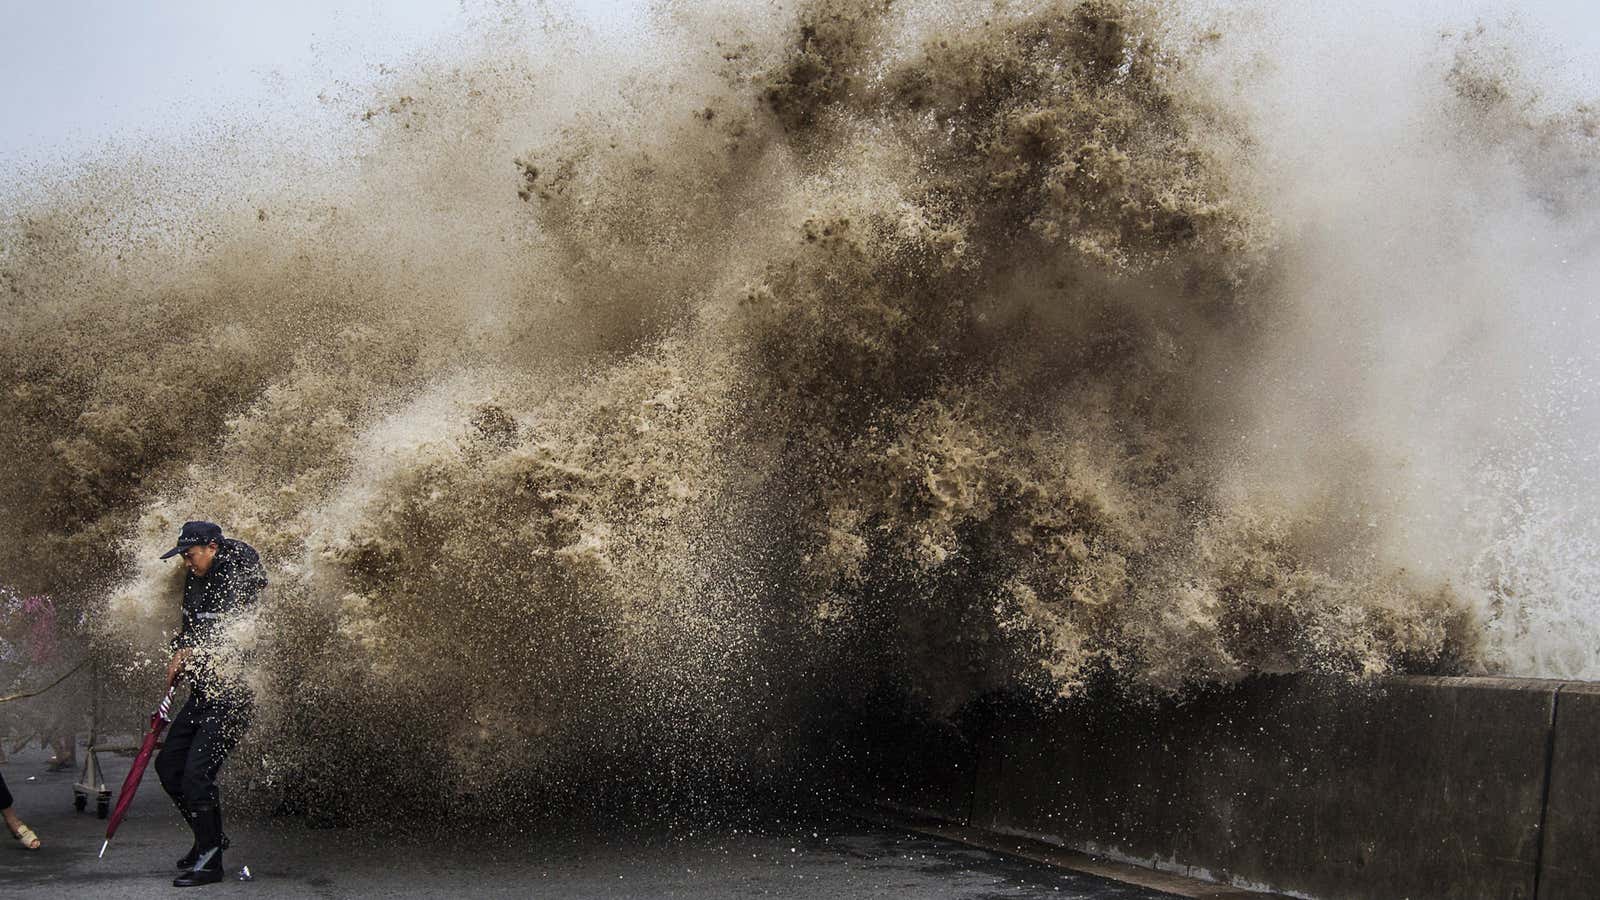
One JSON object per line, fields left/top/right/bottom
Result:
{"left": 99, "top": 674, "right": 178, "bottom": 859}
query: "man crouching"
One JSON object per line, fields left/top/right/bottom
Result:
{"left": 154, "top": 521, "right": 266, "bottom": 887}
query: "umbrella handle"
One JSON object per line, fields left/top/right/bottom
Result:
{"left": 155, "top": 675, "right": 179, "bottom": 722}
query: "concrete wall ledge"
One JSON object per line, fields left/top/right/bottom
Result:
{"left": 866, "top": 674, "right": 1598, "bottom": 900}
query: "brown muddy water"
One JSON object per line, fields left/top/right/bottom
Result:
{"left": 2, "top": 0, "right": 1596, "bottom": 823}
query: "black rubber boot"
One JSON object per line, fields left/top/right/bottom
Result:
{"left": 176, "top": 805, "right": 199, "bottom": 869}
{"left": 173, "top": 804, "right": 225, "bottom": 887}
{"left": 177, "top": 833, "right": 230, "bottom": 869}
{"left": 176, "top": 805, "right": 228, "bottom": 869}
{"left": 173, "top": 849, "right": 224, "bottom": 887}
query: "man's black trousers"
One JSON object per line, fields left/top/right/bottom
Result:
{"left": 155, "top": 692, "right": 250, "bottom": 813}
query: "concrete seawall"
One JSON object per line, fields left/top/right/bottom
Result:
{"left": 863, "top": 675, "right": 1598, "bottom": 899}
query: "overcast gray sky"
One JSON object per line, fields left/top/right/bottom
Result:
{"left": 0, "top": 0, "right": 646, "bottom": 167}
{"left": 0, "top": 0, "right": 1596, "bottom": 168}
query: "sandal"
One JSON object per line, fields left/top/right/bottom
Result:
{"left": 10, "top": 822, "right": 40, "bottom": 851}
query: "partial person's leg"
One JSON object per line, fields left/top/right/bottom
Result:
{"left": 178, "top": 700, "right": 248, "bottom": 811}
{"left": 174, "top": 699, "right": 248, "bottom": 885}
{"left": 2, "top": 771, "right": 40, "bottom": 850}
{"left": 156, "top": 696, "right": 202, "bottom": 812}
{"left": 158, "top": 695, "right": 210, "bottom": 868}
{"left": 48, "top": 732, "right": 76, "bottom": 770}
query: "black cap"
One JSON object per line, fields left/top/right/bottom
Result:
{"left": 160, "top": 521, "right": 224, "bottom": 559}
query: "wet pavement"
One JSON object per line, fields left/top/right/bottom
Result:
{"left": 0, "top": 747, "right": 1176, "bottom": 898}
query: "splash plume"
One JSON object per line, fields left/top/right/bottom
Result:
{"left": 5, "top": 0, "right": 1591, "bottom": 818}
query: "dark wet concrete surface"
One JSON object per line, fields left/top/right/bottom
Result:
{"left": 1, "top": 748, "right": 1175, "bottom": 898}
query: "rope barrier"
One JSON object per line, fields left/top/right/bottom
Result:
{"left": 0, "top": 659, "right": 89, "bottom": 705}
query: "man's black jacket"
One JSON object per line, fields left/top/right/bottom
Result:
{"left": 172, "top": 537, "right": 267, "bottom": 700}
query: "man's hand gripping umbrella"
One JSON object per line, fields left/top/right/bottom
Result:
{"left": 99, "top": 667, "right": 181, "bottom": 858}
